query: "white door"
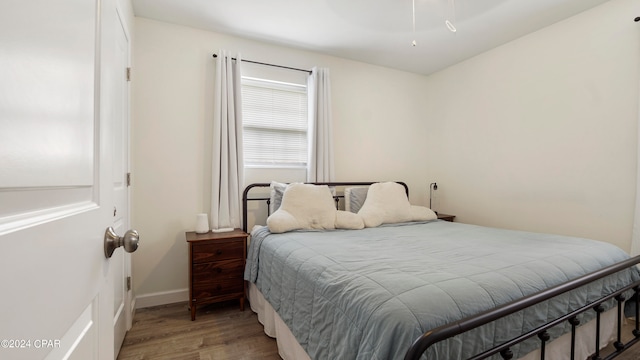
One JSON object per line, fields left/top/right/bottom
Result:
{"left": 111, "top": 7, "right": 133, "bottom": 356}
{"left": 0, "top": 0, "right": 134, "bottom": 359}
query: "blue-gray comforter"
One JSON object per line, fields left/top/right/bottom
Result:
{"left": 244, "top": 220, "right": 639, "bottom": 360}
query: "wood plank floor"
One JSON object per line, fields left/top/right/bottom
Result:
{"left": 117, "top": 301, "right": 280, "bottom": 360}
{"left": 597, "top": 322, "right": 640, "bottom": 360}
{"left": 118, "top": 300, "right": 640, "bottom": 360}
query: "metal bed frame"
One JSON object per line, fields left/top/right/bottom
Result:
{"left": 242, "top": 182, "right": 640, "bottom": 360}
{"left": 404, "top": 257, "right": 640, "bottom": 360}
{"left": 242, "top": 181, "right": 409, "bottom": 233}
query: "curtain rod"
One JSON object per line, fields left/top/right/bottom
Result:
{"left": 212, "top": 53, "right": 312, "bottom": 74}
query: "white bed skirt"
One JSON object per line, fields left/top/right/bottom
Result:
{"left": 247, "top": 282, "right": 619, "bottom": 360}
{"left": 249, "top": 282, "right": 311, "bottom": 360}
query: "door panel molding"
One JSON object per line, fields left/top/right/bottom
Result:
{"left": 0, "top": 200, "right": 98, "bottom": 236}
{"left": 44, "top": 298, "right": 98, "bottom": 360}
{"left": 0, "top": 186, "right": 94, "bottom": 216}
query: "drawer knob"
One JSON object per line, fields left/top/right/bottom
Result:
{"left": 216, "top": 250, "right": 223, "bottom": 255}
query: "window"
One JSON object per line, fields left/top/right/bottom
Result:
{"left": 241, "top": 77, "right": 308, "bottom": 167}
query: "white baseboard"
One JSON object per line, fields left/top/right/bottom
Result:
{"left": 135, "top": 288, "right": 188, "bottom": 309}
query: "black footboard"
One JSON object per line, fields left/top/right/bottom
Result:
{"left": 404, "top": 256, "right": 640, "bottom": 360}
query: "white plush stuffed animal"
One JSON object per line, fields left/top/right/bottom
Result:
{"left": 358, "top": 182, "right": 437, "bottom": 227}
{"left": 267, "top": 183, "right": 364, "bottom": 234}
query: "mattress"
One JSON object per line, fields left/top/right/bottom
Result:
{"left": 247, "top": 282, "right": 620, "bottom": 360}
{"left": 244, "top": 220, "right": 639, "bottom": 359}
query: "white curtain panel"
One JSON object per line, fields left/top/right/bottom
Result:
{"left": 211, "top": 50, "right": 244, "bottom": 230}
{"left": 307, "top": 67, "right": 334, "bottom": 182}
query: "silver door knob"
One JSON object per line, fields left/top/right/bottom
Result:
{"left": 104, "top": 227, "right": 139, "bottom": 258}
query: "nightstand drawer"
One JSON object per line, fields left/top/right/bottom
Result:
{"left": 193, "top": 259, "right": 244, "bottom": 280}
{"left": 192, "top": 241, "right": 244, "bottom": 263}
{"left": 192, "top": 278, "right": 243, "bottom": 300}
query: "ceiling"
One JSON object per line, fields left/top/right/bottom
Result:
{"left": 132, "top": 0, "right": 610, "bottom": 75}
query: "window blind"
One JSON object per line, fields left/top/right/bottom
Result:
{"left": 242, "top": 77, "right": 308, "bottom": 167}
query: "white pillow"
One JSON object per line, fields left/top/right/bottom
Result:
{"left": 358, "top": 182, "right": 437, "bottom": 227}
{"left": 344, "top": 186, "right": 368, "bottom": 213}
{"left": 267, "top": 183, "right": 364, "bottom": 233}
{"left": 269, "top": 181, "right": 288, "bottom": 214}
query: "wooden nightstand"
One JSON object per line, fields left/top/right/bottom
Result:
{"left": 437, "top": 213, "right": 456, "bottom": 222}
{"left": 185, "top": 229, "right": 248, "bottom": 321}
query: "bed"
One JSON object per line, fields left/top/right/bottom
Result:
{"left": 242, "top": 181, "right": 640, "bottom": 360}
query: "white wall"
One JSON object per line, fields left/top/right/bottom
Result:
{"left": 425, "top": 0, "right": 640, "bottom": 251}
{"left": 131, "top": 0, "right": 640, "bottom": 305}
{"left": 131, "top": 18, "right": 431, "bottom": 301}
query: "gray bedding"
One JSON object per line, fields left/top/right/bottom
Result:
{"left": 244, "top": 220, "right": 639, "bottom": 360}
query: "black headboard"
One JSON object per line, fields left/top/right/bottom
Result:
{"left": 242, "top": 181, "right": 408, "bottom": 232}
